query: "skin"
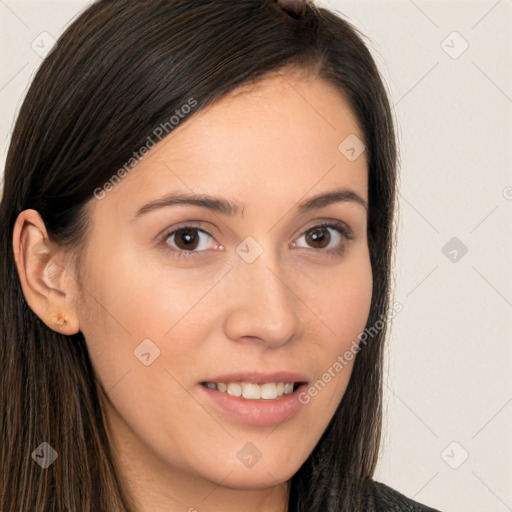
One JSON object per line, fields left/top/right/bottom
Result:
{"left": 13, "top": 68, "right": 372, "bottom": 512}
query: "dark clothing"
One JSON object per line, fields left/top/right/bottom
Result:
{"left": 372, "top": 480, "right": 441, "bottom": 511}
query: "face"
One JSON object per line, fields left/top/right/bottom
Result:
{"left": 73, "top": 69, "right": 372, "bottom": 500}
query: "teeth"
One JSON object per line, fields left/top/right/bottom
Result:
{"left": 205, "top": 381, "right": 298, "bottom": 400}
{"left": 242, "top": 383, "right": 261, "bottom": 399}
{"left": 227, "top": 383, "right": 242, "bottom": 397}
{"left": 260, "top": 383, "right": 278, "bottom": 399}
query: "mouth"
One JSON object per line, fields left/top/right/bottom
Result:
{"left": 198, "top": 378, "right": 309, "bottom": 426}
{"left": 200, "top": 381, "right": 306, "bottom": 400}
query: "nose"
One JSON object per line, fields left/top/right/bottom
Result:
{"left": 222, "top": 255, "right": 304, "bottom": 349}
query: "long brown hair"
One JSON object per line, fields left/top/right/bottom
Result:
{"left": 0, "top": 1, "right": 397, "bottom": 510}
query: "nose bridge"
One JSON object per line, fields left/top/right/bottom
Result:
{"left": 223, "top": 246, "right": 303, "bottom": 347}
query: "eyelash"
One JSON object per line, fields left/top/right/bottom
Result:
{"left": 160, "top": 221, "right": 353, "bottom": 260}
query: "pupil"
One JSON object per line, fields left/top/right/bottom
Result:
{"left": 177, "top": 228, "right": 198, "bottom": 250}
{"left": 307, "top": 227, "right": 330, "bottom": 248}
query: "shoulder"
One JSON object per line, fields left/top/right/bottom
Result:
{"left": 368, "top": 479, "right": 442, "bottom": 512}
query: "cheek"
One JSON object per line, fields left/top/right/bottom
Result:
{"left": 75, "top": 249, "right": 169, "bottom": 385}
{"left": 332, "top": 259, "right": 373, "bottom": 340}
{"left": 76, "top": 245, "right": 218, "bottom": 398}
{"left": 300, "top": 249, "right": 373, "bottom": 398}
{"left": 303, "top": 248, "right": 373, "bottom": 347}
{"left": 76, "top": 255, "right": 215, "bottom": 469}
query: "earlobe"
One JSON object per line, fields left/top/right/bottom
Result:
{"left": 12, "top": 209, "right": 80, "bottom": 335}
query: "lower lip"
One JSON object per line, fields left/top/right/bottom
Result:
{"left": 198, "top": 384, "right": 308, "bottom": 427}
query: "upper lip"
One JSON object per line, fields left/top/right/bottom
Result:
{"left": 201, "top": 371, "right": 309, "bottom": 384}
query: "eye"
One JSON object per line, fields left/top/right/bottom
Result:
{"left": 291, "top": 221, "right": 352, "bottom": 256}
{"left": 160, "top": 220, "right": 353, "bottom": 260}
{"left": 162, "top": 223, "right": 219, "bottom": 259}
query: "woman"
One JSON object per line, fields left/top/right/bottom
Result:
{"left": 0, "top": 0, "right": 441, "bottom": 510}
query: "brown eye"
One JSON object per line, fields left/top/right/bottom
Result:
{"left": 292, "top": 221, "right": 351, "bottom": 255}
{"left": 172, "top": 228, "right": 201, "bottom": 250}
{"left": 305, "top": 226, "right": 332, "bottom": 249}
{"left": 165, "top": 226, "right": 215, "bottom": 255}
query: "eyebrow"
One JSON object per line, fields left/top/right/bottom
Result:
{"left": 133, "top": 187, "right": 368, "bottom": 219}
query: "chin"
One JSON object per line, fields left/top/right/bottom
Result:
{"left": 213, "top": 467, "right": 295, "bottom": 490}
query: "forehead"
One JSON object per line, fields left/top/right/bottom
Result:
{"left": 91, "top": 70, "right": 367, "bottom": 221}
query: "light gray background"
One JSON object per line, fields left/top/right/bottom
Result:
{"left": 1, "top": 1, "right": 511, "bottom": 511}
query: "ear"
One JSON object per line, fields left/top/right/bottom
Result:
{"left": 12, "top": 209, "right": 80, "bottom": 335}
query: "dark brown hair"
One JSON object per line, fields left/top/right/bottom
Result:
{"left": 0, "top": 1, "right": 397, "bottom": 510}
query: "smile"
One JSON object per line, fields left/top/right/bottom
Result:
{"left": 201, "top": 381, "right": 301, "bottom": 400}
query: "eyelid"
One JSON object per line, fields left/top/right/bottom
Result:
{"left": 160, "top": 221, "right": 220, "bottom": 253}
{"left": 299, "top": 218, "right": 353, "bottom": 240}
